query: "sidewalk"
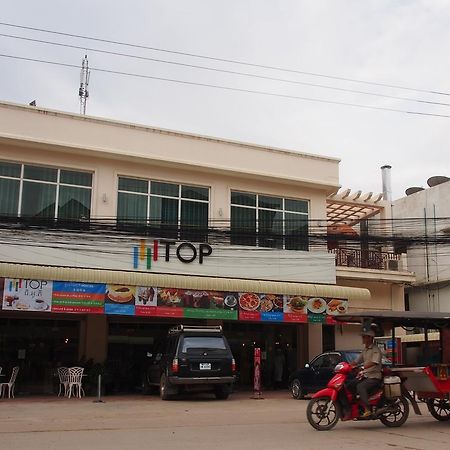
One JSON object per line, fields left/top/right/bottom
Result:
{"left": 1, "top": 391, "right": 449, "bottom": 450}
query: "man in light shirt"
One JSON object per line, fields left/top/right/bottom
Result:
{"left": 351, "top": 328, "right": 383, "bottom": 417}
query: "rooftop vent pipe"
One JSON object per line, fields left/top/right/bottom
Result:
{"left": 381, "top": 165, "right": 392, "bottom": 201}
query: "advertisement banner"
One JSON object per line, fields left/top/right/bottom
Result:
{"left": 0, "top": 277, "right": 349, "bottom": 324}
{"left": 104, "top": 284, "right": 136, "bottom": 315}
{"left": 52, "top": 281, "right": 105, "bottom": 314}
{"left": 2, "top": 278, "right": 53, "bottom": 312}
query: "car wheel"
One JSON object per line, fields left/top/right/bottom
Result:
{"left": 215, "top": 385, "right": 230, "bottom": 400}
{"left": 160, "top": 373, "right": 176, "bottom": 400}
{"left": 291, "top": 378, "right": 304, "bottom": 399}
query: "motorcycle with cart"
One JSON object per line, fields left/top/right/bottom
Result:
{"left": 306, "top": 310, "right": 450, "bottom": 430}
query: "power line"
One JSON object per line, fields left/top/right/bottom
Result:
{"left": 1, "top": 21, "right": 449, "bottom": 97}
{"left": 2, "top": 32, "right": 450, "bottom": 108}
{"left": 2, "top": 53, "right": 450, "bottom": 119}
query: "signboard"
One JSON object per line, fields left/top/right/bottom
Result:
{"left": 2, "top": 279, "right": 53, "bottom": 312}
{"left": 52, "top": 282, "right": 105, "bottom": 314}
{"left": 1, "top": 278, "right": 348, "bottom": 323}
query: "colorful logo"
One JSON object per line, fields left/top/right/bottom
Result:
{"left": 132, "top": 239, "right": 212, "bottom": 270}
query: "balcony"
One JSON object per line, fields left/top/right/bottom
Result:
{"left": 329, "top": 247, "right": 401, "bottom": 271}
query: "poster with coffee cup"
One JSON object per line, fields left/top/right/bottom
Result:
{"left": 2, "top": 278, "right": 53, "bottom": 312}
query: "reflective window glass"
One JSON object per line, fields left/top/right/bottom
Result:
{"left": 0, "top": 178, "right": 20, "bottom": 216}
{"left": 151, "top": 181, "right": 178, "bottom": 197}
{"left": 0, "top": 161, "right": 21, "bottom": 178}
{"left": 60, "top": 170, "right": 92, "bottom": 187}
{"left": 21, "top": 181, "right": 56, "bottom": 217}
{"left": 118, "top": 177, "right": 148, "bottom": 193}
{"left": 23, "top": 165, "right": 57, "bottom": 182}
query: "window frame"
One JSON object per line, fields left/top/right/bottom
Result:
{"left": 0, "top": 160, "right": 93, "bottom": 220}
{"left": 117, "top": 176, "right": 210, "bottom": 240}
{"left": 230, "top": 190, "right": 309, "bottom": 250}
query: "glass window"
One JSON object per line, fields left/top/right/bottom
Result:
{"left": 118, "top": 177, "right": 148, "bottom": 193}
{"left": 259, "top": 195, "right": 282, "bottom": 210}
{"left": 0, "top": 179, "right": 20, "bottom": 216}
{"left": 181, "top": 185, "right": 209, "bottom": 201}
{"left": 285, "top": 213, "right": 309, "bottom": 250}
{"left": 117, "top": 192, "right": 148, "bottom": 226}
{"left": 60, "top": 170, "right": 92, "bottom": 187}
{"left": 0, "top": 161, "right": 21, "bottom": 178}
{"left": 21, "top": 182, "right": 56, "bottom": 218}
{"left": 23, "top": 165, "right": 57, "bottom": 182}
{"left": 151, "top": 181, "right": 178, "bottom": 197}
{"left": 58, "top": 186, "right": 91, "bottom": 220}
{"left": 117, "top": 177, "right": 210, "bottom": 240}
{"left": 259, "top": 209, "right": 283, "bottom": 248}
{"left": 231, "top": 191, "right": 256, "bottom": 207}
{"left": 181, "top": 200, "right": 208, "bottom": 241}
{"left": 0, "top": 162, "right": 92, "bottom": 221}
{"left": 231, "top": 206, "right": 256, "bottom": 246}
{"left": 230, "top": 190, "right": 309, "bottom": 250}
{"left": 285, "top": 199, "right": 308, "bottom": 214}
{"left": 181, "top": 336, "right": 226, "bottom": 352}
{"left": 149, "top": 197, "right": 178, "bottom": 227}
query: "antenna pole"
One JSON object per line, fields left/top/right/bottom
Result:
{"left": 79, "top": 54, "right": 90, "bottom": 115}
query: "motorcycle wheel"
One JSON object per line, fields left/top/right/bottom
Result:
{"left": 426, "top": 398, "right": 450, "bottom": 421}
{"left": 379, "top": 397, "right": 409, "bottom": 427}
{"left": 306, "top": 397, "right": 340, "bottom": 431}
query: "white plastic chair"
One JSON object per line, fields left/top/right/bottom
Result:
{"left": 67, "top": 367, "right": 85, "bottom": 398}
{"left": 57, "top": 367, "right": 69, "bottom": 397}
{"left": 0, "top": 366, "right": 19, "bottom": 398}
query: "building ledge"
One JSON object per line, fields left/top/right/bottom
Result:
{"left": 336, "top": 266, "right": 415, "bottom": 284}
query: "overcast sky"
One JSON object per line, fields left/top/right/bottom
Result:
{"left": 1, "top": 1, "right": 449, "bottom": 199}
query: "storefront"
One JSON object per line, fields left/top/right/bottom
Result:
{"left": 0, "top": 264, "right": 370, "bottom": 394}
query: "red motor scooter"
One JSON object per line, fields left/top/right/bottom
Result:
{"left": 306, "top": 361, "right": 410, "bottom": 431}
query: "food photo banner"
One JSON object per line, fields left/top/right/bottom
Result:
{"left": 1, "top": 278, "right": 348, "bottom": 323}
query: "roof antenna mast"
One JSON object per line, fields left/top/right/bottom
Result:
{"left": 79, "top": 54, "right": 90, "bottom": 115}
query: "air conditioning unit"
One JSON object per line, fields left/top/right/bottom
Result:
{"left": 388, "top": 260, "right": 399, "bottom": 271}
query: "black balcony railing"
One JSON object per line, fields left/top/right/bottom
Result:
{"left": 329, "top": 247, "right": 400, "bottom": 271}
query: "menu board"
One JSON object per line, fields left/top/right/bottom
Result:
{"left": 1, "top": 278, "right": 348, "bottom": 323}
{"left": 52, "top": 282, "right": 105, "bottom": 314}
{"left": 135, "top": 288, "right": 239, "bottom": 320}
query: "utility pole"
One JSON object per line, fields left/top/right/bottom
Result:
{"left": 79, "top": 54, "right": 90, "bottom": 115}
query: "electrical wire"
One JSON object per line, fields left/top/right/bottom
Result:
{"left": 2, "top": 32, "right": 450, "bottom": 108}
{"left": 1, "top": 21, "right": 449, "bottom": 97}
{"left": 2, "top": 53, "right": 450, "bottom": 119}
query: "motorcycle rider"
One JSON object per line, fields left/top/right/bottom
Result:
{"left": 349, "top": 327, "right": 382, "bottom": 418}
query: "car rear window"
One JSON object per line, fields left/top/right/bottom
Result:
{"left": 181, "top": 336, "right": 227, "bottom": 353}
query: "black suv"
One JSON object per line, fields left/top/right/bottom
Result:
{"left": 146, "top": 325, "right": 236, "bottom": 400}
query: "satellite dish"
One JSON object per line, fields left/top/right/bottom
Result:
{"left": 405, "top": 187, "right": 424, "bottom": 196}
{"left": 427, "top": 176, "right": 450, "bottom": 187}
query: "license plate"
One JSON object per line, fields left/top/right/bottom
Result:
{"left": 199, "top": 363, "right": 211, "bottom": 370}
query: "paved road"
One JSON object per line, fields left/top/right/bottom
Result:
{"left": 1, "top": 392, "right": 449, "bottom": 449}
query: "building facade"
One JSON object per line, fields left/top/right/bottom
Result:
{"left": 392, "top": 176, "right": 450, "bottom": 312}
{"left": 0, "top": 102, "right": 413, "bottom": 393}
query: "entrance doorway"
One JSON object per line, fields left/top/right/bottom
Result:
{"left": 0, "top": 316, "right": 80, "bottom": 394}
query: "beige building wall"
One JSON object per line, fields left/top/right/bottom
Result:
{"left": 0, "top": 142, "right": 330, "bottom": 224}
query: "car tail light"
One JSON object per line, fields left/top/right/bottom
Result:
{"left": 171, "top": 358, "right": 179, "bottom": 373}
{"left": 231, "top": 358, "right": 236, "bottom": 373}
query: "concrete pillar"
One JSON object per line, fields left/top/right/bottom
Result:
{"left": 297, "top": 324, "right": 309, "bottom": 367}
{"left": 308, "top": 324, "right": 323, "bottom": 360}
{"left": 81, "top": 315, "right": 108, "bottom": 363}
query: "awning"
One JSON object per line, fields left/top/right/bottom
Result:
{"left": 0, "top": 262, "right": 370, "bottom": 301}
